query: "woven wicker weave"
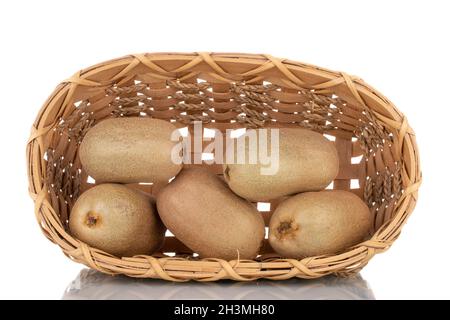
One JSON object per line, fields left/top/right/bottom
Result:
{"left": 27, "top": 53, "right": 421, "bottom": 281}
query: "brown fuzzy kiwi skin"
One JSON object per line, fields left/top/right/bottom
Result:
{"left": 269, "top": 190, "right": 372, "bottom": 258}
{"left": 156, "top": 167, "right": 265, "bottom": 260}
{"left": 223, "top": 128, "right": 339, "bottom": 202}
{"left": 69, "top": 184, "right": 166, "bottom": 257}
{"left": 79, "top": 118, "right": 183, "bottom": 184}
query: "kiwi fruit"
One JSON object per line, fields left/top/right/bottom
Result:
{"left": 156, "top": 167, "right": 265, "bottom": 260}
{"left": 223, "top": 128, "right": 339, "bottom": 201}
{"left": 79, "top": 117, "right": 182, "bottom": 184}
{"left": 69, "top": 183, "right": 166, "bottom": 257}
{"left": 269, "top": 190, "right": 372, "bottom": 258}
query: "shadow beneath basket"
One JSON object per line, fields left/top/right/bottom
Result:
{"left": 62, "top": 269, "right": 375, "bottom": 300}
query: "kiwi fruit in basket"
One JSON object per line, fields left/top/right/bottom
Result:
{"left": 69, "top": 183, "right": 166, "bottom": 257}
{"left": 223, "top": 128, "right": 339, "bottom": 201}
{"left": 79, "top": 117, "right": 183, "bottom": 184}
{"left": 269, "top": 190, "right": 372, "bottom": 258}
{"left": 157, "top": 167, "right": 265, "bottom": 260}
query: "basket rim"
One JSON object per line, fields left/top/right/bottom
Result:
{"left": 26, "top": 52, "right": 422, "bottom": 281}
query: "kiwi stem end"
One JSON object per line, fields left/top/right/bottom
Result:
{"left": 276, "top": 220, "right": 299, "bottom": 240}
{"left": 85, "top": 211, "right": 101, "bottom": 228}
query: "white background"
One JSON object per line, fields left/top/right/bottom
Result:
{"left": 0, "top": 0, "right": 449, "bottom": 299}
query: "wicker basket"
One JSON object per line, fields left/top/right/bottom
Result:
{"left": 27, "top": 53, "right": 421, "bottom": 281}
